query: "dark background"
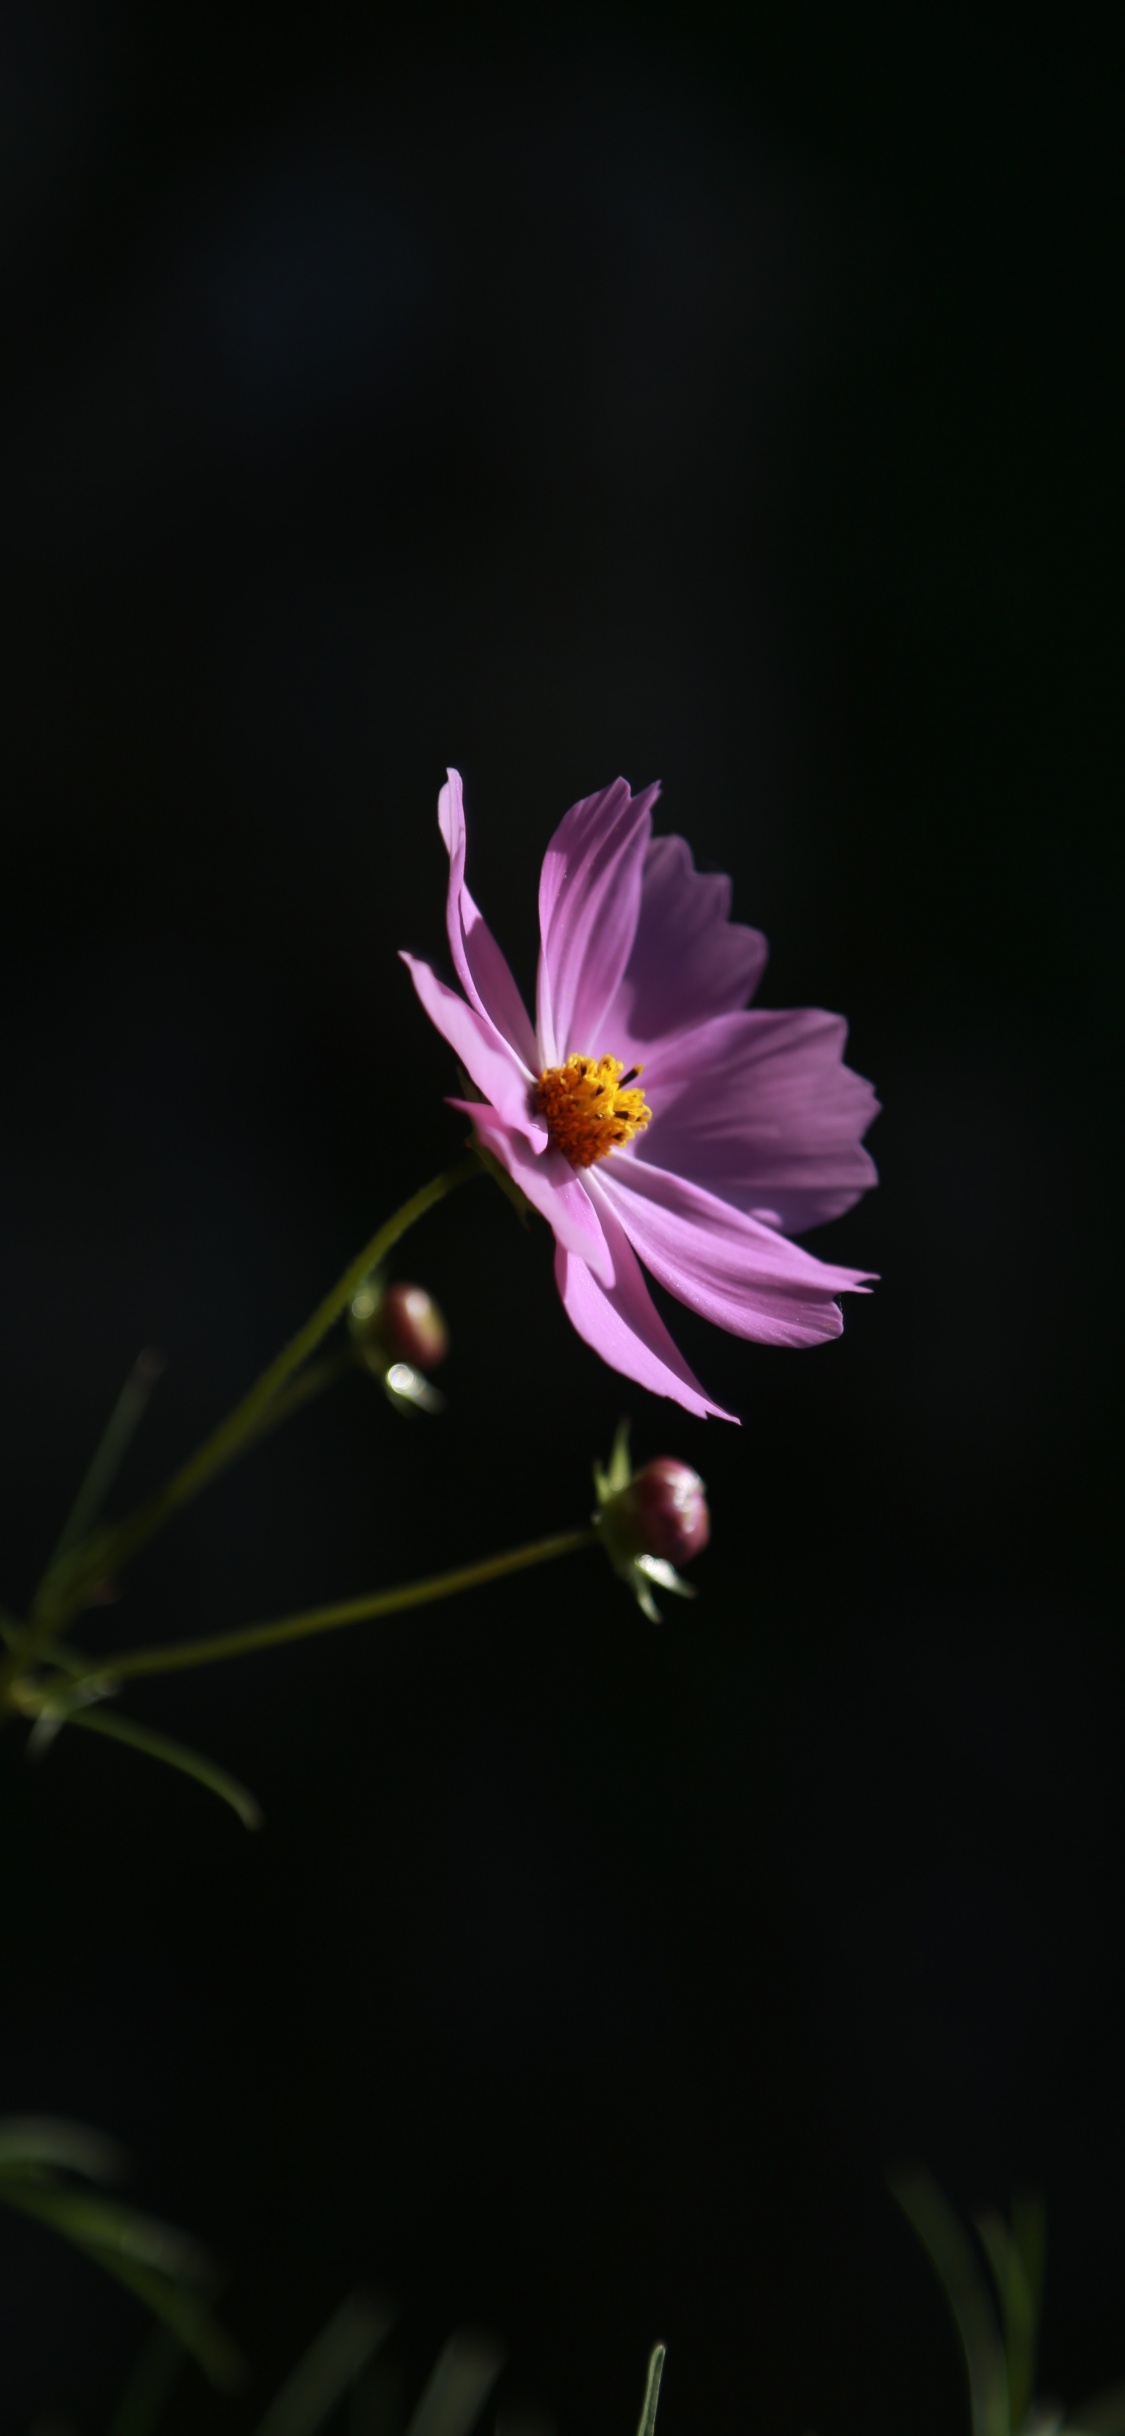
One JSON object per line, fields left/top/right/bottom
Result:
{"left": 1, "top": 3, "right": 1120, "bottom": 2428}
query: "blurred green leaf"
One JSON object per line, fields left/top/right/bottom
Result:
{"left": 1070, "top": 2385, "right": 1125, "bottom": 2436}
{"left": 977, "top": 2200, "right": 1043, "bottom": 2432}
{"left": 348, "top": 2352, "right": 408, "bottom": 2436}
{"left": 891, "top": 2167, "right": 1010, "bottom": 2436}
{"left": 0, "top": 2115, "right": 124, "bottom": 2183}
{"left": 109, "top": 2325, "right": 185, "bottom": 2436}
{"left": 635, "top": 2345, "right": 665, "bottom": 2436}
{"left": 401, "top": 2332, "right": 505, "bottom": 2436}
{"left": 0, "top": 2175, "right": 211, "bottom": 2281}
{"left": 95, "top": 2250, "right": 244, "bottom": 2390}
{"left": 0, "top": 2147, "right": 243, "bottom": 2392}
{"left": 1011, "top": 2195, "right": 1047, "bottom": 2331}
{"left": 254, "top": 2293, "right": 396, "bottom": 2436}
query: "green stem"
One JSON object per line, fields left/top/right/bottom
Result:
{"left": 231, "top": 1345, "right": 359, "bottom": 1452}
{"left": 51, "top": 1528, "right": 597, "bottom": 1694}
{"left": 7, "top": 1356, "right": 355, "bottom": 1725}
{"left": 33, "top": 1153, "right": 483, "bottom": 1636}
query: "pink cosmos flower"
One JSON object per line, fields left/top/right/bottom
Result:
{"left": 402, "top": 771, "right": 878, "bottom": 1422}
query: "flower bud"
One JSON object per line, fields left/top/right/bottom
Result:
{"left": 613, "top": 1458, "right": 710, "bottom": 1565}
{"left": 592, "top": 1425, "right": 709, "bottom": 1621}
{"left": 377, "top": 1283, "right": 450, "bottom": 1373}
{"left": 349, "top": 1276, "right": 449, "bottom": 1414}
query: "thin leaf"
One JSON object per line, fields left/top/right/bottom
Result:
{"left": 635, "top": 2345, "right": 666, "bottom": 2436}
{"left": 1012, "top": 2196, "right": 1047, "bottom": 2340}
{"left": 109, "top": 2325, "right": 185, "bottom": 2436}
{"left": 97, "top": 2252, "right": 244, "bottom": 2390}
{"left": 349, "top": 2354, "right": 407, "bottom": 2436}
{"left": 27, "top": 1675, "right": 122, "bottom": 1757}
{"left": 0, "top": 2179, "right": 242, "bottom": 2388}
{"left": 1069, "top": 2386, "right": 1125, "bottom": 2436}
{"left": 35, "top": 1347, "right": 164, "bottom": 1604}
{"left": 0, "top": 2174, "right": 211, "bottom": 2281}
{"left": 402, "top": 2333, "right": 505, "bottom": 2436}
{"left": 0, "top": 2115, "right": 124, "bottom": 2182}
{"left": 977, "top": 2208, "right": 1040, "bottom": 2433}
{"left": 59, "top": 1704, "right": 263, "bottom": 1831}
{"left": 891, "top": 2167, "right": 1011, "bottom": 2436}
{"left": 255, "top": 2293, "right": 396, "bottom": 2436}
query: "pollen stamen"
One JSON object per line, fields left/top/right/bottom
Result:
{"left": 537, "top": 1054, "right": 652, "bottom": 1170}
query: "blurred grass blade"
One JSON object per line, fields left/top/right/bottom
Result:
{"left": 59, "top": 1703, "right": 263, "bottom": 1830}
{"left": 1011, "top": 2195, "right": 1046, "bottom": 2330}
{"left": 890, "top": 2168, "right": 1010, "bottom": 2436}
{"left": 0, "top": 2175, "right": 211, "bottom": 2279}
{"left": 0, "top": 2115, "right": 124, "bottom": 2182}
{"left": 1070, "top": 2385, "right": 1125, "bottom": 2436}
{"left": 98, "top": 2251, "right": 245, "bottom": 2389}
{"left": 109, "top": 2325, "right": 185, "bottom": 2436}
{"left": 35, "top": 1348, "right": 164, "bottom": 1603}
{"left": 349, "top": 2355, "right": 407, "bottom": 2436}
{"left": 402, "top": 2332, "right": 506, "bottom": 2436}
{"left": 255, "top": 2292, "right": 396, "bottom": 2436}
{"left": 635, "top": 2345, "right": 665, "bottom": 2436}
{"left": 0, "top": 2176, "right": 243, "bottom": 2389}
{"left": 976, "top": 2204, "right": 1042, "bottom": 2433}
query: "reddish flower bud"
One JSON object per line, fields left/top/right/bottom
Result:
{"left": 377, "top": 1283, "right": 450, "bottom": 1373}
{"left": 349, "top": 1276, "right": 450, "bottom": 1413}
{"left": 593, "top": 1427, "right": 710, "bottom": 1620}
{"left": 617, "top": 1458, "right": 710, "bottom": 1565}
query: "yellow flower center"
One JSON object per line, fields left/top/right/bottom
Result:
{"left": 536, "top": 1054, "right": 652, "bottom": 1170}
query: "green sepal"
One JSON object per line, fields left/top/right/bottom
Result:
{"left": 593, "top": 1419, "right": 633, "bottom": 1507}
{"left": 593, "top": 1426, "right": 695, "bottom": 1622}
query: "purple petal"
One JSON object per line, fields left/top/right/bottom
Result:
{"left": 400, "top": 953, "right": 536, "bottom": 1133}
{"left": 600, "top": 1156, "right": 875, "bottom": 1348}
{"left": 601, "top": 833, "right": 769, "bottom": 1064}
{"left": 536, "top": 780, "right": 658, "bottom": 1065}
{"left": 635, "top": 1006, "right": 880, "bottom": 1232}
{"left": 437, "top": 770, "right": 539, "bottom": 1071}
{"left": 450, "top": 1100, "right": 614, "bottom": 1283}
{"left": 556, "top": 1183, "right": 737, "bottom": 1421}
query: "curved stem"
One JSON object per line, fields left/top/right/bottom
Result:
{"left": 231, "top": 1344, "right": 359, "bottom": 1452}
{"left": 33, "top": 1152, "right": 483, "bottom": 1638}
{"left": 46, "top": 1528, "right": 598, "bottom": 1694}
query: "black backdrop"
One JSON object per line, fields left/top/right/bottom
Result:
{"left": 1, "top": 4, "right": 1120, "bottom": 2429}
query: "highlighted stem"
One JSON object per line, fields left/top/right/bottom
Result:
{"left": 46, "top": 1528, "right": 598, "bottom": 1695}
{"left": 27, "top": 1152, "right": 484, "bottom": 1648}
